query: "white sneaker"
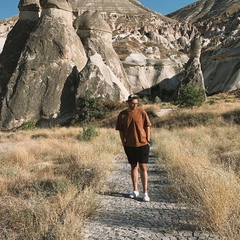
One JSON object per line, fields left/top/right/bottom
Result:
{"left": 143, "top": 193, "right": 150, "bottom": 202}
{"left": 129, "top": 191, "right": 139, "bottom": 198}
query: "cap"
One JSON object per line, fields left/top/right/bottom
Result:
{"left": 127, "top": 94, "right": 138, "bottom": 102}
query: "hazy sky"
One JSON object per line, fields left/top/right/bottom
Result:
{"left": 0, "top": 0, "right": 196, "bottom": 20}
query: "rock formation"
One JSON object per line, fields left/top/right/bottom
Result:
{"left": 181, "top": 37, "right": 206, "bottom": 100}
{"left": 0, "top": 0, "right": 87, "bottom": 130}
{"left": 69, "top": 0, "right": 151, "bottom": 15}
{"left": 167, "top": 0, "right": 239, "bottom": 24}
{"left": 0, "top": 0, "right": 40, "bottom": 126}
{"left": 74, "top": 11, "right": 131, "bottom": 101}
{"left": 18, "top": 0, "right": 41, "bottom": 20}
{"left": 182, "top": 37, "right": 205, "bottom": 87}
{"left": 0, "top": 0, "right": 195, "bottom": 106}
{"left": 168, "top": 0, "right": 240, "bottom": 95}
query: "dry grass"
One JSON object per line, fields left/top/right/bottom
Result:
{"left": 0, "top": 127, "right": 120, "bottom": 239}
{"left": 1, "top": 93, "right": 240, "bottom": 239}
{"left": 146, "top": 95, "right": 240, "bottom": 129}
{"left": 152, "top": 117, "right": 240, "bottom": 239}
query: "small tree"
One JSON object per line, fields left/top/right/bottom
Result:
{"left": 77, "top": 97, "right": 106, "bottom": 123}
{"left": 177, "top": 82, "right": 206, "bottom": 109}
{"left": 76, "top": 97, "right": 125, "bottom": 124}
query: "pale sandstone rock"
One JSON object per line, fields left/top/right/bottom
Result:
{"left": 0, "top": 37, "right": 6, "bottom": 52}
{"left": 123, "top": 53, "right": 182, "bottom": 95}
{"left": 77, "top": 53, "right": 129, "bottom": 101}
{"left": 75, "top": 11, "right": 131, "bottom": 101}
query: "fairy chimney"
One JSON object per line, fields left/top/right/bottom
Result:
{"left": 74, "top": 11, "right": 130, "bottom": 101}
{"left": 18, "top": 0, "right": 41, "bottom": 21}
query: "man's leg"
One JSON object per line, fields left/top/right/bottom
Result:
{"left": 139, "top": 163, "right": 148, "bottom": 193}
{"left": 131, "top": 163, "right": 139, "bottom": 191}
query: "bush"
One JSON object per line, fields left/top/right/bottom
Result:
{"left": 76, "top": 97, "right": 125, "bottom": 124}
{"left": 176, "top": 82, "right": 206, "bottom": 109}
{"left": 77, "top": 97, "right": 106, "bottom": 123}
{"left": 77, "top": 126, "right": 99, "bottom": 141}
{"left": 21, "top": 121, "right": 36, "bottom": 130}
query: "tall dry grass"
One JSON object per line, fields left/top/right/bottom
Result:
{"left": 0, "top": 127, "right": 120, "bottom": 239}
{"left": 143, "top": 97, "right": 240, "bottom": 238}
{"left": 152, "top": 125, "right": 240, "bottom": 239}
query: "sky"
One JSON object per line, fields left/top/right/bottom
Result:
{"left": 0, "top": 0, "right": 196, "bottom": 20}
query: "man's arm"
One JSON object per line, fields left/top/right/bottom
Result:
{"left": 145, "top": 126, "right": 150, "bottom": 143}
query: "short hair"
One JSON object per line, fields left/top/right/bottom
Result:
{"left": 127, "top": 94, "right": 138, "bottom": 102}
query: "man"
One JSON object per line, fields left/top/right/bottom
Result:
{"left": 116, "top": 94, "right": 151, "bottom": 202}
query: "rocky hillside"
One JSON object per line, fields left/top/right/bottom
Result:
{"left": 0, "top": 0, "right": 239, "bottom": 130}
{"left": 167, "top": 0, "right": 239, "bottom": 23}
{"left": 70, "top": 0, "right": 152, "bottom": 14}
{"left": 168, "top": 0, "right": 240, "bottom": 94}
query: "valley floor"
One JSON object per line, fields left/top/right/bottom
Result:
{"left": 83, "top": 153, "right": 224, "bottom": 240}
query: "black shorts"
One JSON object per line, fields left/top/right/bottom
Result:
{"left": 124, "top": 144, "right": 150, "bottom": 164}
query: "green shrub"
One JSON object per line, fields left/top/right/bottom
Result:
{"left": 76, "top": 97, "right": 126, "bottom": 123}
{"left": 176, "top": 82, "right": 206, "bottom": 109}
{"left": 77, "top": 126, "right": 99, "bottom": 141}
{"left": 77, "top": 97, "right": 106, "bottom": 123}
{"left": 21, "top": 121, "right": 36, "bottom": 130}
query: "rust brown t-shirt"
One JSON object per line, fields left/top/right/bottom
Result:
{"left": 116, "top": 107, "right": 151, "bottom": 147}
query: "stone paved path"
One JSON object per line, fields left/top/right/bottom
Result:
{"left": 83, "top": 154, "right": 223, "bottom": 240}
